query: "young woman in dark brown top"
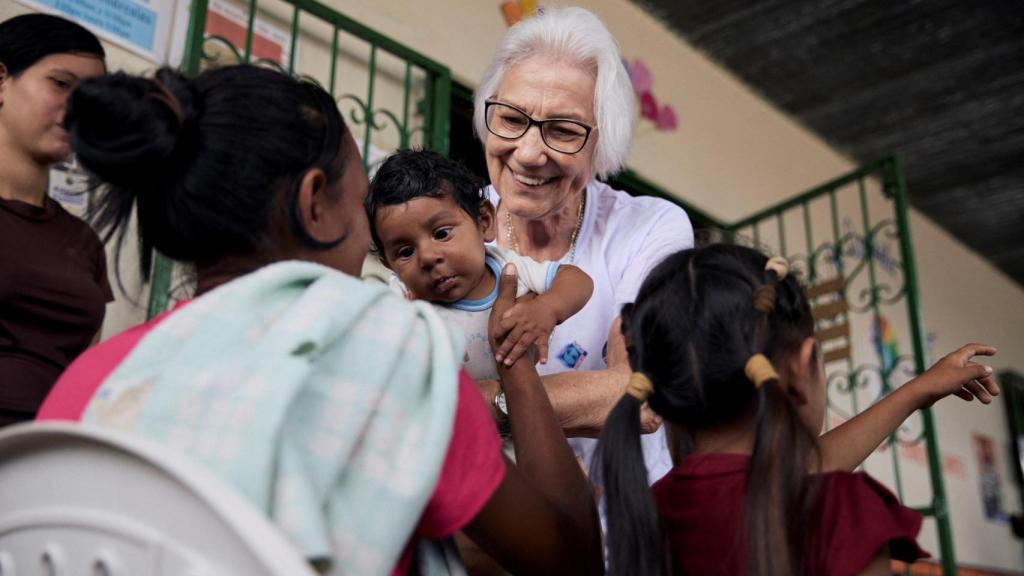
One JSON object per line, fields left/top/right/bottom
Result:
{"left": 0, "top": 13, "right": 109, "bottom": 425}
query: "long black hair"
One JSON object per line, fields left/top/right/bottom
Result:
{"left": 598, "top": 244, "right": 820, "bottom": 576}
{"left": 0, "top": 13, "right": 105, "bottom": 76}
{"left": 64, "top": 65, "right": 351, "bottom": 280}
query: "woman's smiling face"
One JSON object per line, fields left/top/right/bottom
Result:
{"left": 484, "top": 57, "right": 598, "bottom": 221}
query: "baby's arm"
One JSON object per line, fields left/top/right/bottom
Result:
{"left": 493, "top": 264, "right": 594, "bottom": 366}
{"left": 819, "top": 343, "right": 998, "bottom": 471}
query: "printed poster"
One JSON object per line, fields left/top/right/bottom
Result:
{"left": 16, "top": 0, "right": 178, "bottom": 63}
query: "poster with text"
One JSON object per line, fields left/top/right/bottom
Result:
{"left": 204, "top": 0, "right": 291, "bottom": 65}
{"left": 17, "top": 0, "right": 178, "bottom": 63}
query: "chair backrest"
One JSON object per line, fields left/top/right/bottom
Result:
{"left": 0, "top": 422, "right": 318, "bottom": 576}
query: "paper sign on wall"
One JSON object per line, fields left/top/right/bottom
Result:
{"left": 16, "top": 0, "right": 178, "bottom": 63}
{"left": 974, "top": 433, "right": 1008, "bottom": 523}
{"left": 205, "top": 0, "right": 291, "bottom": 64}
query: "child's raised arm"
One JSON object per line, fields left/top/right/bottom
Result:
{"left": 819, "top": 343, "right": 999, "bottom": 471}
{"left": 493, "top": 264, "right": 594, "bottom": 367}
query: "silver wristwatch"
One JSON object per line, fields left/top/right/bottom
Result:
{"left": 494, "top": 389, "right": 509, "bottom": 417}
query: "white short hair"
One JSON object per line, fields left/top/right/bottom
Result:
{"left": 473, "top": 6, "right": 635, "bottom": 179}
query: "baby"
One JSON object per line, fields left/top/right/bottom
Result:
{"left": 365, "top": 149, "right": 593, "bottom": 387}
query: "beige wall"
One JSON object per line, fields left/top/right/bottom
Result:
{"left": 7, "top": 0, "right": 1022, "bottom": 569}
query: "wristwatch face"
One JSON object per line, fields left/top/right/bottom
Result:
{"left": 496, "top": 391, "right": 508, "bottom": 416}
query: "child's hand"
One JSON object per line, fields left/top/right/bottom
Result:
{"left": 910, "top": 343, "right": 999, "bottom": 408}
{"left": 494, "top": 297, "right": 558, "bottom": 366}
{"left": 489, "top": 263, "right": 538, "bottom": 367}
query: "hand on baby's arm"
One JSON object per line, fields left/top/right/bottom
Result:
{"left": 494, "top": 297, "right": 558, "bottom": 366}
{"left": 908, "top": 343, "right": 999, "bottom": 407}
{"left": 492, "top": 263, "right": 593, "bottom": 367}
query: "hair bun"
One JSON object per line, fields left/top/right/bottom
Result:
{"left": 66, "top": 68, "right": 199, "bottom": 188}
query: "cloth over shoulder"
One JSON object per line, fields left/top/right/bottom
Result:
{"left": 81, "top": 261, "right": 465, "bottom": 576}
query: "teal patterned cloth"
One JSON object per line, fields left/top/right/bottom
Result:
{"left": 82, "top": 261, "right": 464, "bottom": 575}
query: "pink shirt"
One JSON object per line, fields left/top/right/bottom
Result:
{"left": 39, "top": 303, "right": 506, "bottom": 574}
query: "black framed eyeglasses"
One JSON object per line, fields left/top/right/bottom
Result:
{"left": 484, "top": 100, "right": 593, "bottom": 154}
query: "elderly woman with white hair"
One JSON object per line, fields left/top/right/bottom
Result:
{"left": 473, "top": 6, "right": 692, "bottom": 483}
{"left": 472, "top": 5, "right": 992, "bottom": 526}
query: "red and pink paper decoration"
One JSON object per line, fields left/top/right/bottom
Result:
{"left": 624, "top": 58, "right": 678, "bottom": 131}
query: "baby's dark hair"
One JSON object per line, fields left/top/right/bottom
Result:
{"left": 0, "top": 13, "right": 105, "bottom": 76}
{"left": 65, "top": 65, "right": 350, "bottom": 281}
{"left": 365, "top": 148, "right": 486, "bottom": 255}
{"left": 598, "top": 243, "right": 819, "bottom": 576}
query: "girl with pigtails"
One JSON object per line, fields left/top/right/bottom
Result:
{"left": 598, "top": 244, "right": 999, "bottom": 576}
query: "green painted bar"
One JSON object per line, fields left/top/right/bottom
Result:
{"left": 890, "top": 434, "right": 906, "bottom": 501}
{"left": 430, "top": 69, "right": 452, "bottom": 154}
{"left": 802, "top": 201, "right": 815, "bottom": 282}
{"left": 857, "top": 173, "right": 898, "bottom": 505}
{"left": 146, "top": 254, "right": 174, "bottom": 319}
{"left": 362, "top": 45, "right": 378, "bottom": 171}
{"left": 889, "top": 156, "right": 957, "bottom": 575}
{"left": 401, "top": 62, "right": 412, "bottom": 148}
{"left": 853, "top": 176, "right": 885, "bottom": 421}
{"left": 829, "top": 190, "right": 844, "bottom": 277}
{"left": 328, "top": 27, "right": 339, "bottom": 96}
{"left": 182, "top": 0, "right": 209, "bottom": 74}
{"left": 243, "top": 0, "right": 258, "bottom": 62}
{"left": 288, "top": 6, "right": 300, "bottom": 73}
{"left": 776, "top": 212, "right": 787, "bottom": 256}
{"left": 825, "top": 189, "right": 858, "bottom": 445}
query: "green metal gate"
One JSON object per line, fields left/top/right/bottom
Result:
{"left": 147, "top": 0, "right": 452, "bottom": 316}
{"left": 727, "top": 156, "right": 955, "bottom": 575}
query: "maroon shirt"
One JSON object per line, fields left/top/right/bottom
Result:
{"left": 0, "top": 195, "right": 112, "bottom": 418}
{"left": 652, "top": 453, "right": 927, "bottom": 576}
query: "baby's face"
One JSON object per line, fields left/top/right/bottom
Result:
{"left": 375, "top": 194, "right": 496, "bottom": 303}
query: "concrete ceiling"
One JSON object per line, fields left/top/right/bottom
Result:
{"left": 633, "top": 0, "right": 1024, "bottom": 286}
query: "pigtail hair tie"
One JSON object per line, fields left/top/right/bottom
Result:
{"left": 753, "top": 256, "right": 790, "bottom": 313}
{"left": 765, "top": 256, "right": 789, "bottom": 280}
{"left": 626, "top": 372, "right": 654, "bottom": 401}
{"left": 753, "top": 285, "right": 776, "bottom": 313}
{"left": 745, "top": 354, "right": 779, "bottom": 389}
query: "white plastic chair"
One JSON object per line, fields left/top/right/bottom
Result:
{"left": 0, "top": 422, "right": 318, "bottom": 576}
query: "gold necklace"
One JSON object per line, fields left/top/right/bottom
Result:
{"left": 506, "top": 192, "right": 586, "bottom": 263}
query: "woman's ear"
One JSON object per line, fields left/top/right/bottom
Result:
{"left": 479, "top": 201, "right": 497, "bottom": 243}
{"left": 296, "top": 167, "right": 345, "bottom": 243}
{"left": 783, "top": 337, "right": 818, "bottom": 406}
